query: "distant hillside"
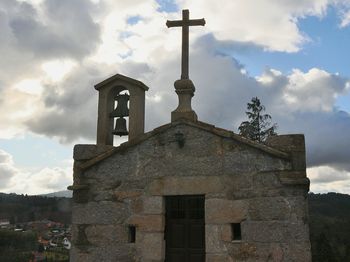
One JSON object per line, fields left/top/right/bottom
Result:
{"left": 309, "top": 192, "right": 350, "bottom": 261}
{"left": 40, "top": 190, "right": 72, "bottom": 198}
{"left": 0, "top": 193, "right": 71, "bottom": 225}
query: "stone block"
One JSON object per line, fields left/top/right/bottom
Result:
{"left": 73, "top": 144, "right": 114, "bottom": 161}
{"left": 220, "top": 224, "right": 232, "bottom": 242}
{"left": 265, "top": 134, "right": 305, "bottom": 152}
{"left": 206, "top": 254, "right": 233, "bottom": 262}
{"left": 72, "top": 201, "right": 128, "bottom": 224}
{"left": 248, "top": 197, "right": 291, "bottom": 221}
{"left": 253, "top": 172, "right": 281, "bottom": 188}
{"left": 143, "top": 196, "right": 164, "bottom": 214}
{"left": 137, "top": 232, "right": 164, "bottom": 260}
{"left": 148, "top": 176, "right": 224, "bottom": 196}
{"left": 265, "top": 135, "right": 306, "bottom": 171}
{"left": 226, "top": 242, "right": 258, "bottom": 261}
{"left": 114, "top": 190, "right": 142, "bottom": 201}
{"left": 85, "top": 224, "right": 128, "bottom": 246}
{"left": 281, "top": 241, "right": 312, "bottom": 262}
{"left": 206, "top": 225, "right": 227, "bottom": 253}
{"left": 128, "top": 214, "right": 164, "bottom": 232}
{"left": 243, "top": 221, "right": 309, "bottom": 243}
{"left": 205, "top": 199, "right": 247, "bottom": 224}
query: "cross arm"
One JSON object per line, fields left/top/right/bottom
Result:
{"left": 166, "top": 20, "right": 183, "bottom": 28}
{"left": 166, "top": 18, "right": 206, "bottom": 28}
{"left": 189, "top": 18, "right": 206, "bottom": 26}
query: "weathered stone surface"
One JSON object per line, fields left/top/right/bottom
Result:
{"left": 249, "top": 197, "right": 291, "bottom": 221}
{"left": 206, "top": 254, "right": 233, "bottom": 262}
{"left": 148, "top": 176, "right": 224, "bottom": 196}
{"left": 71, "top": 121, "right": 311, "bottom": 261}
{"left": 128, "top": 214, "right": 164, "bottom": 232}
{"left": 227, "top": 242, "right": 258, "bottom": 261}
{"left": 114, "top": 190, "right": 142, "bottom": 201}
{"left": 243, "top": 221, "right": 309, "bottom": 243}
{"left": 72, "top": 201, "right": 128, "bottom": 224}
{"left": 206, "top": 224, "right": 227, "bottom": 253}
{"left": 206, "top": 199, "right": 247, "bottom": 224}
{"left": 220, "top": 224, "right": 232, "bottom": 242}
{"left": 281, "top": 241, "right": 312, "bottom": 262}
{"left": 74, "top": 144, "right": 114, "bottom": 161}
{"left": 142, "top": 196, "right": 164, "bottom": 214}
{"left": 266, "top": 135, "right": 306, "bottom": 171}
{"left": 136, "top": 232, "right": 164, "bottom": 260}
{"left": 72, "top": 244, "right": 136, "bottom": 262}
{"left": 85, "top": 224, "right": 128, "bottom": 245}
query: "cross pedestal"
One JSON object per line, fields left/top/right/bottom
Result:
{"left": 172, "top": 78, "right": 197, "bottom": 122}
{"left": 166, "top": 9, "right": 205, "bottom": 122}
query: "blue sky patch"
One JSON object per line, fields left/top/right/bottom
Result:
{"left": 156, "top": 0, "right": 178, "bottom": 12}
{"left": 127, "top": 15, "right": 142, "bottom": 25}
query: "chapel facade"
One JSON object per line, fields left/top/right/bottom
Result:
{"left": 69, "top": 9, "right": 312, "bottom": 262}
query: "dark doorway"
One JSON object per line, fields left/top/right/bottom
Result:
{"left": 165, "top": 195, "right": 205, "bottom": 262}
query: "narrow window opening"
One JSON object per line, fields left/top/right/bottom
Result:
{"left": 128, "top": 225, "right": 136, "bottom": 243}
{"left": 232, "top": 223, "right": 241, "bottom": 241}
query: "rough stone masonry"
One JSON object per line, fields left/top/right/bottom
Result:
{"left": 69, "top": 9, "right": 312, "bottom": 262}
{"left": 70, "top": 118, "right": 311, "bottom": 261}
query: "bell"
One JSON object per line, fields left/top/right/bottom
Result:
{"left": 112, "top": 117, "right": 128, "bottom": 136}
{"left": 110, "top": 94, "right": 129, "bottom": 117}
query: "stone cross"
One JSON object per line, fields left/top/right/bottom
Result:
{"left": 166, "top": 9, "right": 205, "bottom": 79}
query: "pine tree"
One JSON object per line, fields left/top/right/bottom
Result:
{"left": 238, "top": 97, "right": 277, "bottom": 142}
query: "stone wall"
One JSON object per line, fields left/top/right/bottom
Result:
{"left": 70, "top": 122, "right": 311, "bottom": 262}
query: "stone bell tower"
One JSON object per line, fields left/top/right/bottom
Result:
{"left": 94, "top": 73, "right": 149, "bottom": 145}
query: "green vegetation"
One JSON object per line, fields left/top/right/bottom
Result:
{"left": 238, "top": 97, "right": 277, "bottom": 142}
{"left": 309, "top": 192, "right": 350, "bottom": 261}
{"left": 0, "top": 230, "right": 37, "bottom": 262}
{"left": 0, "top": 193, "right": 71, "bottom": 225}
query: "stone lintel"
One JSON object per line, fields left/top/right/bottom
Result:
{"left": 147, "top": 176, "right": 224, "bottom": 196}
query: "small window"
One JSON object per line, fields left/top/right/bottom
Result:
{"left": 128, "top": 225, "right": 136, "bottom": 243}
{"left": 232, "top": 223, "right": 241, "bottom": 241}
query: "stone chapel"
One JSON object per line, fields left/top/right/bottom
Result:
{"left": 69, "top": 9, "right": 312, "bottom": 262}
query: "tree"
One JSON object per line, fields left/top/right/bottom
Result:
{"left": 238, "top": 97, "right": 277, "bottom": 142}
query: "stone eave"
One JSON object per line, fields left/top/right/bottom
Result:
{"left": 94, "top": 73, "right": 149, "bottom": 91}
{"left": 79, "top": 119, "right": 291, "bottom": 171}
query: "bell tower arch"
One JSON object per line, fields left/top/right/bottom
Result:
{"left": 94, "top": 74, "right": 149, "bottom": 145}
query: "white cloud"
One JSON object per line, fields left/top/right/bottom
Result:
{"left": 308, "top": 165, "right": 350, "bottom": 193}
{"left": 340, "top": 10, "right": 350, "bottom": 27}
{"left": 0, "top": 150, "right": 17, "bottom": 189}
{"left": 259, "top": 68, "right": 349, "bottom": 113}
{"left": 177, "top": 0, "right": 330, "bottom": 52}
{"left": 0, "top": 149, "right": 72, "bottom": 194}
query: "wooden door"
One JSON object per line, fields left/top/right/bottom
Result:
{"left": 165, "top": 195, "right": 205, "bottom": 262}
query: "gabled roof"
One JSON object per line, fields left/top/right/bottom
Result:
{"left": 94, "top": 73, "right": 149, "bottom": 91}
{"left": 78, "top": 119, "right": 290, "bottom": 171}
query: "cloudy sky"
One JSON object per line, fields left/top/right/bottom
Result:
{"left": 0, "top": 0, "right": 350, "bottom": 195}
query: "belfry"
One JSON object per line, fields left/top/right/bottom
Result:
{"left": 69, "top": 9, "right": 312, "bottom": 262}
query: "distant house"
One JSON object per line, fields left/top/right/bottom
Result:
{"left": 0, "top": 219, "right": 10, "bottom": 228}
{"left": 63, "top": 237, "right": 71, "bottom": 250}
